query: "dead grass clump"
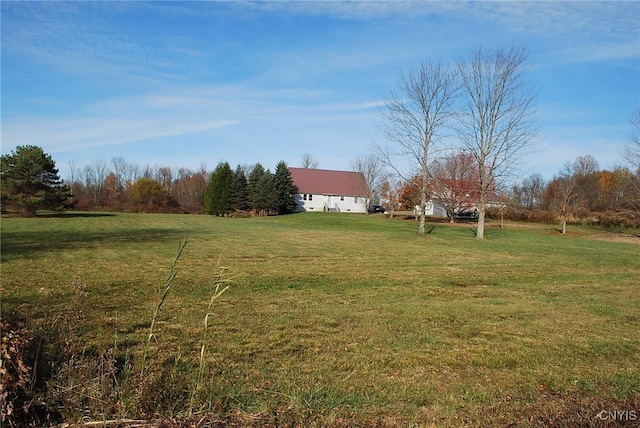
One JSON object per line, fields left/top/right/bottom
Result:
{"left": 0, "top": 318, "right": 62, "bottom": 427}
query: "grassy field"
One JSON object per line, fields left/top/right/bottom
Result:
{"left": 1, "top": 212, "right": 639, "bottom": 426}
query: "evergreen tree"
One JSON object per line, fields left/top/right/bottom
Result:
{"left": 0, "top": 145, "right": 73, "bottom": 216}
{"left": 247, "top": 163, "right": 267, "bottom": 215}
{"left": 204, "top": 162, "right": 233, "bottom": 216}
{"left": 229, "top": 165, "right": 249, "bottom": 212}
{"left": 257, "top": 170, "right": 277, "bottom": 215}
{"left": 273, "top": 161, "right": 299, "bottom": 214}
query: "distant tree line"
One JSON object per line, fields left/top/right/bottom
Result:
{"left": 1, "top": 147, "right": 301, "bottom": 216}
{"left": 380, "top": 151, "right": 640, "bottom": 229}
{"left": 510, "top": 155, "right": 640, "bottom": 230}
{"left": 67, "top": 158, "right": 298, "bottom": 216}
{"left": 66, "top": 157, "right": 208, "bottom": 213}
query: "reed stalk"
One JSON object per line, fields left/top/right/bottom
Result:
{"left": 142, "top": 238, "right": 189, "bottom": 374}
{"left": 189, "top": 252, "right": 232, "bottom": 415}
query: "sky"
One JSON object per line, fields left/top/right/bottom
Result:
{"left": 1, "top": 1, "right": 639, "bottom": 183}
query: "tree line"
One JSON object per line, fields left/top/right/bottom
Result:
{"left": 1, "top": 146, "right": 299, "bottom": 217}
{"left": 378, "top": 151, "right": 640, "bottom": 229}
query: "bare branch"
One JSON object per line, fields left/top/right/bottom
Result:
{"left": 375, "top": 60, "right": 459, "bottom": 234}
{"left": 455, "top": 45, "right": 538, "bottom": 239}
{"left": 622, "top": 107, "right": 640, "bottom": 173}
{"left": 351, "top": 155, "right": 388, "bottom": 209}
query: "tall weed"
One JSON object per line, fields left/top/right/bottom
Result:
{"left": 1, "top": 239, "right": 237, "bottom": 425}
{"left": 189, "top": 253, "right": 233, "bottom": 415}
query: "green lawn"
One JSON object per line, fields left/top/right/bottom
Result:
{"left": 1, "top": 212, "right": 639, "bottom": 426}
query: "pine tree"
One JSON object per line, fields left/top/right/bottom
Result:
{"left": 273, "top": 161, "right": 299, "bottom": 214}
{"left": 229, "top": 165, "right": 249, "bottom": 212}
{"left": 247, "top": 163, "right": 266, "bottom": 215}
{"left": 204, "top": 162, "right": 233, "bottom": 216}
{"left": 1, "top": 145, "right": 73, "bottom": 216}
{"left": 257, "top": 170, "right": 277, "bottom": 215}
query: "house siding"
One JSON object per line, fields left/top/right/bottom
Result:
{"left": 414, "top": 201, "right": 448, "bottom": 217}
{"left": 295, "top": 193, "right": 366, "bottom": 213}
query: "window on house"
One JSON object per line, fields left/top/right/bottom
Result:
{"left": 354, "top": 197, "right": 358, "bottom": 203}
{"left": 303, "top": 194, "right": 307, "bottom": 201}
{"left": 340, "top": 196, "right": 344, "bottom": 201}
{"left": 308, "top": 194, "right": 313, "bottom": 201}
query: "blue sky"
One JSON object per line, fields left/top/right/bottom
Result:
{"left": 2, "top": 1, "right": 639, "bottom": 182}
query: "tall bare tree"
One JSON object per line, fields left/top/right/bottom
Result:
{"left": 301, "top": 154, "right": 319, "bottom": 169}
{"left": 456, "top": 45, "right": 538, "bottom": 239}
{"left": 376, "top": 61, "right": 459, "bottom": 234}
{"left": 571, "top": 154, "right": 599, "bottom": 210}
{"left": 351, "top": 154, "right": 387, "bottom": 211}
{"left": 622, "top": 108, "right": 640, "bottom": 208}
{"left": 622, "top": 107, "right": 640, "bottom": 173}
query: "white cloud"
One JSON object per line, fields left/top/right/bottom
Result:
{"left": 1, "top": 81, "right": 382, "bottom": 155}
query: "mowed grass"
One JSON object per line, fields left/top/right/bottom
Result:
{"left": 2, "top": 212, "right": 639, "bottom": 425}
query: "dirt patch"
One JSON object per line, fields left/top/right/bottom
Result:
{"left": 590, "top": 232, "right": 640, "bottom": 245}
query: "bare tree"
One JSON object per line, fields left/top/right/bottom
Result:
{"left": 456, "top": 45, "right": 538, "bottom": 239}
{"left": 622, "top": 107, "right": 640, "bottom": 173}
{"left": 67, "top": 160, "right": 80, "bottom": 197}
{"left": 351, "top": 154, "right": 387, "bottom": 211}
{"left": 512, "top": 173, "right": 545, "bottom": 210}
{"left": 80, "top": 159, "right": 109, "bottom": 206}
{"left": 548, "top": 163, "right": 578, "bottom": 234}
{"left": 155, "top": 166, "right": 173, "bottom": 190}
{"left": 301, "top": 154, "right": 319, "bottom": 169}
{"left": 376, "top": 60, "right": 459, "bottom": 234}
{"left": 622, "top": 108, "right": 640, "bottom": 208}
{"left": 571, "top": 154, "right": 599, "bottom": 210}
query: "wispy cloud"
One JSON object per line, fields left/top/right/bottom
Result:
{"left": 1, "top": 81, "right": 382, "bottom": 154}
{"left": 471, "top": 1, "right": 639, "bottom": 65}
{"left": 3, "top": 114, "right": 239, "bottom": 153}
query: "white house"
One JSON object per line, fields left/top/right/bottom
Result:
{"left": 288, "top": 167, "right": 367, "bottom": 213}
{"left": 414, "top": 201, "right": 448, "bottom": 217}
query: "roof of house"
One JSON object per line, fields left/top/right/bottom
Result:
{"left": 288, "top": 167, "right": 366, "bottom": 197}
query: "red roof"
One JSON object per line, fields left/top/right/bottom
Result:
{"left": 289, "top": 167, "right": 366, "bottom": 197}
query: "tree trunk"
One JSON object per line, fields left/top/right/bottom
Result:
{"left": 561, "top": 219, "right": 567, "bottom": 234}
{"left": 476, "top": 182, "right": 487, "bottom": 240}
{"left": 476, "top": 209, "right": 485, "bottom": 239}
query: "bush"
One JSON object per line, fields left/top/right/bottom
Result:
{"left": 486, "top": 208, "right": 556, "bottom": 224}
{"left": 592, "top": 210, "right": 640, "bottom": 229}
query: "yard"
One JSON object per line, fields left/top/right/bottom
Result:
{"left": 1, "top": 212, "right": 639, "bottom": 426}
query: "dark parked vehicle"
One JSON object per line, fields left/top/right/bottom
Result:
{"left": 367, "top": 205, "right": 385, "bottom": 214}
{"left": 455, "top": 209, "right": 478, "bottom": 219}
